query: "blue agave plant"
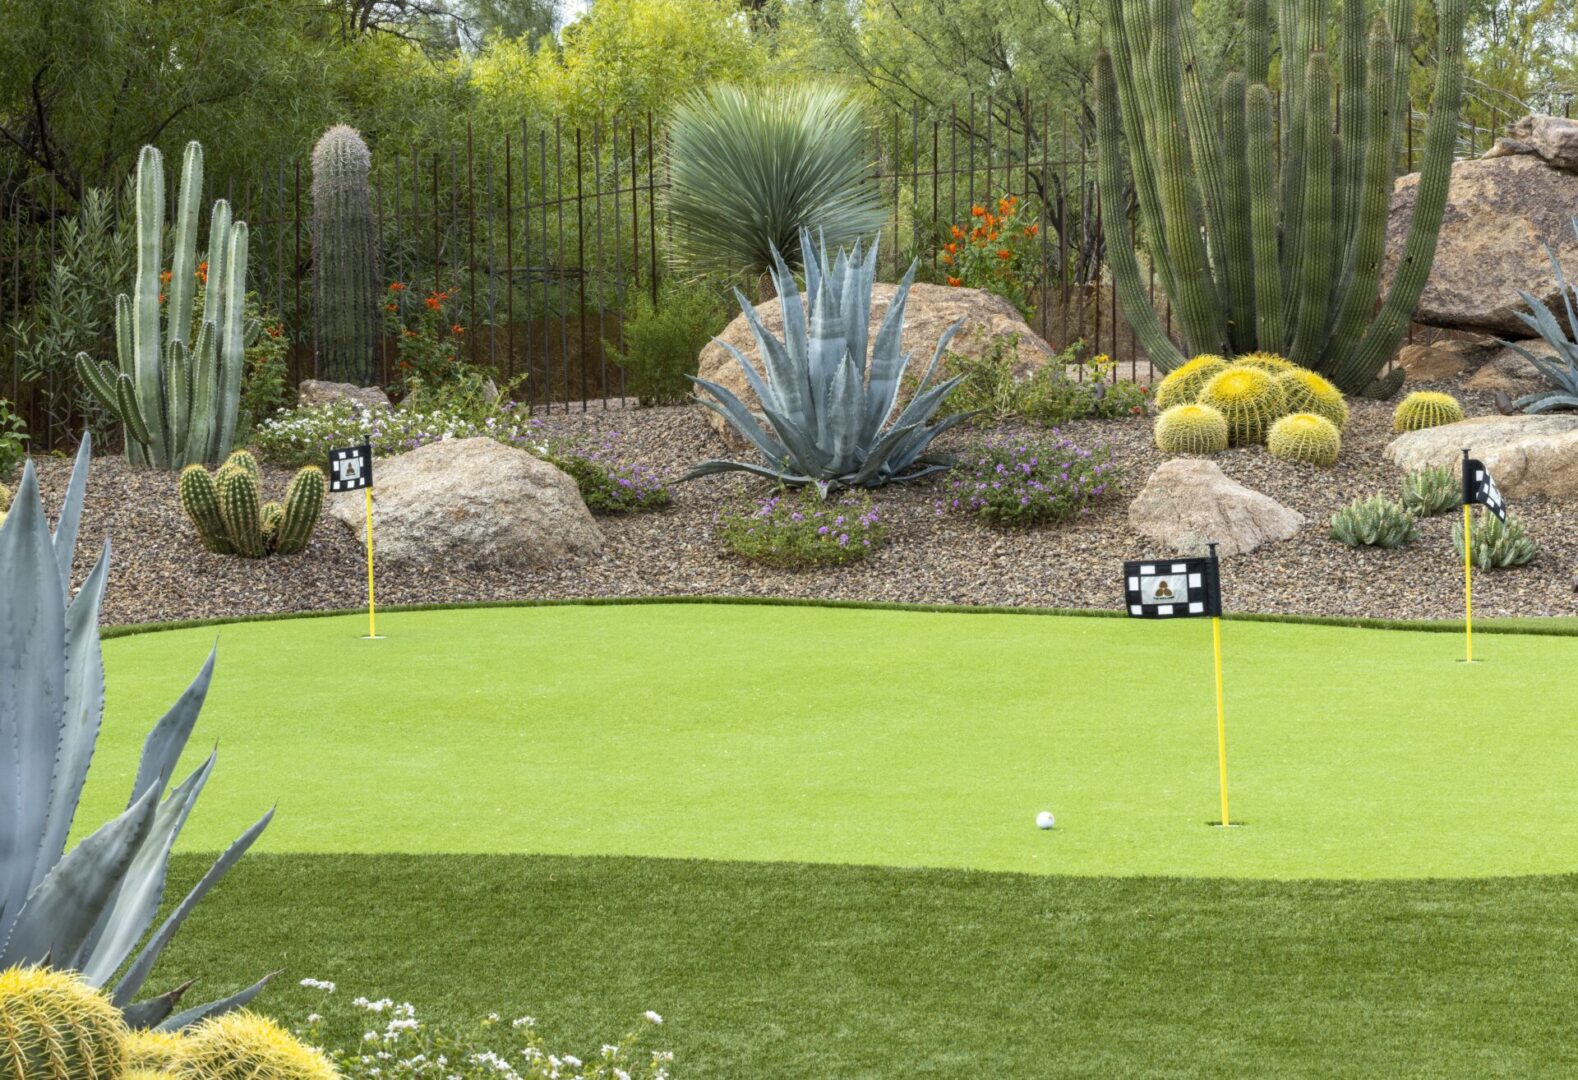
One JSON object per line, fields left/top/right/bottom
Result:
{"left": 0, "top": 435, "right": 274, "bottom": 1029}
{"left": 685, "top": 231, "right": 971, "bottom": 491}
{"left": 1505, "top": 215, "right": 1578, "bottom": 413}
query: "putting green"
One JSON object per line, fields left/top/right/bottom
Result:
{"left": 88, "top": 603, "right": 1577, "bottom": 880}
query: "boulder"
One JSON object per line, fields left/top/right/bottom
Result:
{"left": 330, "top": 437, "right": 602, "bottom": 570}
{"left": 1464, "top": 341, "right": 1561, "bottom": 397}
{"left": 1380, "top": 154, "right": 1578, "bottom": 337}
{"left": 1385, "top": 414, "right": 1578, "bottom": 499}
{"left": 1486, "top": 115, "right": 1578, "bottom": 171}
{"left": 1128, "top": 459, "right": 1304, "bottom": 557}
{"left": 298, "top": 379, "right": 392, "bottom": 411}
{"left": 1395, "top": 340, "right": 1490, "bottom": 382}
{"left": 695, "top": 283, "right": 1057, "bottom": 442}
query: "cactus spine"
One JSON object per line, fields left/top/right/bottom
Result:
{"left": 1267, "top": 412, "right": 1342, "bottom": 465}
{"left": 77, "top": 142, "right": 249, "bottom": 468}
{"left": 1155, "top": 355, "right": 1228, "bottom": 410}
{"left": 179, "top": 1011, "right": 337, "bottom": 1080}
{"left": 312, "top": 125, "right": 382, "bottom": 385}
{"left": 178, "top": 451, "right": 326, "bottom": 558}
{"left": 0, "top": 967, "right": 128, "bottom": 1080}
{"left": 1094, "top": 0, "right": 1467, "bottom": 394}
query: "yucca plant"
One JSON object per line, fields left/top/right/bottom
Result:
{"left": 668, "top": 84, "right": 887, "bottom": 282}
{"left": 685, "top": 231, "right": 969, "bottom": 491}
{"left": 0, "top": 435, "right": 274, "bottom": 1029}
{"left": 1505, "top": 215, "right": 1578, "bottom": 413}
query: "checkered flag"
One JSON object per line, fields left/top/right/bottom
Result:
{"left": 1461, "top": 454, "right": 1506, "bottom": 522}
{"left": 328, "top": 443, "right": 373, "bottom": 493}
{"left": 1123, "top": 555, "right": 1222, "bottom": 619}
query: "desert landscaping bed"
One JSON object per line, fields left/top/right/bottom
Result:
{"left": 35, "top": 372, "right": 1577, "bottom": 628}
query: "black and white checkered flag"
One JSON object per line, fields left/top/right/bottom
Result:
{"left": 1123, "top": 555, "right": 1223, "bottom": 619}
{"left": 328, "top": 443, "right": 373, "bottom": 493}
{"left": 1462, "top": 454, "right": 1506, "bottom": 522}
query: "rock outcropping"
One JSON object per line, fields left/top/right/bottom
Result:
{"left": 1128, "top": 459, "right": 1304, "bottom": 556}
{"left": 1386, "top": 414, "right": 1578, "bottom": 500}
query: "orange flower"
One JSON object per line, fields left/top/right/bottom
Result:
{"left": 943, "top": 242, "right": 958, "bottom": 254}
{"left": 946, "top": 275, "right": 962, "bottom": 287}
{"left": 158, "top": 293, "right": 167, "bottom": 303}
{"left": 403, "top": 329, "right": 418, "bottom": 338}
{"left": 266, "top": 325, "right": 283, "bottom": 338}
{"left": 1025, "top": 224, "right": 1039, "bottom": 237}
{"left": 198, "top": 261, "right": 208, "bottom": 272}
{"left": 950, "top": 225, "right": 965, "bottom": 240}
{"left": 970, "top": 205, "right": 986, "bottom": 217}
{"left": 390, "top": 281, "right": 407, "bottom": 292}
{"left": 425, "top": 294, "right": 443, "bottom": 311}
{"left": 385, "top": 303, "right": 398, "bottom": 312}
{"left": 451, "top": 324, "right": 465, "bottom": 335}
{"left": 997, "top": 249, "right": 1013, "bottom": 260}
{"left": 160, "top": 270, "right": 172, "bottom": 284}
{"left": 941, "top": 253, "right": 953, "bottom": 266}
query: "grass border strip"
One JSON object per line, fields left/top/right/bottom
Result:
{"left": 100, "top": 594, "right": 1578, "bottom": 641}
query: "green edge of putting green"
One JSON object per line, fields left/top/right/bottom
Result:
{"left": 90, "top": 603, "right": 1578, "bottom": 880}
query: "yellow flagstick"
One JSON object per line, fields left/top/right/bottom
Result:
{"left": 1211, "top": 614, "right": 1230, "bottom": 827}
{"left": 364, "top": 486, "right": 378, "bottom": 639}
{"left": 1462, "top": 501, "right": 1473, "bottom": 663}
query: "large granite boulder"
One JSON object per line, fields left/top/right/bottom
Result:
{"left": 1464, "top": 341, "right": 1562, "bottom": 397}
{"left": 298, "top": 379, "right": 392, "bottom": 411}
{"left": 1381, "top": 153, "right": 1578, "bottom": 337}
{"left": 330, "top": 437, "right": 602, "bottom": 569}
{"left": 1386, "top": 414, "right": 1578, "bottom": 499}
{"left": 1128, "top": 459, "right": 1304, "bottom": 557}
{"left": 695, "top": 282, "right": 1057, "bottom": 442}
{"left": 1395, "top": 339, "right": 1496, "bottom": 382}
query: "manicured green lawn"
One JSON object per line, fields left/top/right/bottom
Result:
{"left": 159, "top": 853, "right": 1578, "bottom": 1078}
{"left": 94, "top": 604, "right": 1578, "bottom": 878}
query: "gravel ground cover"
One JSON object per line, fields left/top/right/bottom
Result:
{"left": 32, "top": 376, "right": 1578, "bottom": 626}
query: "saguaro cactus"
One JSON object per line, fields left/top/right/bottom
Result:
{"left": 311, "top": 125, "right": 382, "bottom": 385}
{"left": 78, "top": 142, "right": 250, "bottom": 467}
{"left": 1094, "top": 0, "right": 1466, "bottom": 395}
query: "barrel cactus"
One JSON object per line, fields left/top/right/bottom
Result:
{"left": 1393, "top": 391, "right": 1465, "bottom": 431}
{"left": 1093, "top": 0, "right": 1466, "bottom": 394}
{"left": 1330, "top": 495, "right": 1418, "bottom": 548}
{"left": 311, "top": 125, "right": 382, "bottom": 385}
{"left": 1154, "top": 403, "right": 1230, "bottom": 454}
{"left": 1276, "top": 369, "right": 1349, "bottom": 429}
{"left": 179, "top": 450, "right": 326, "bottom": 558}
{"left": 179, "top": 1011, "right": 337, "bottom": 1080}
{"left": 125, "top": 1028, "right": 188, "bottom": 1073}
{"left": 1197, "top": 366, "right": 1287, "bottom": 445}
{"left": 1233, "top": 351, "right": 1298, "bottom": 375}
{"left": 1454, "top": 512, "right": 1536, "bottom": 568}
{"left": 1267, "top": 412, "right": 1342, "bottom": 465}
{"left": 76, "top": 141, "right": 249, "bottom": 468}
{"left": 0, "top": 967, "right": 127, "bottom": 1080}
{"left": 1155, "top": 354, "right": 1228, "bottom": 410}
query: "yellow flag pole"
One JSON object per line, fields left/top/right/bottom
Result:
{"left": 1211, "top": 614, "right": 1230, "bottom": 827}
{"left": 364, "top": 486, "right": 377, "bottom": 639}
{"left": 1462, "top": 502, "right": 1473, "bottom": 663}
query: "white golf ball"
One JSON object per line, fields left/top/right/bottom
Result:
{"left": 1036, "top": 811, "right": 1056, "bottom": 830}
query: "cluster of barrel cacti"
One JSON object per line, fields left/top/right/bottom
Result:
{"left": 77, "top": 142, "right": 251, "bottom": 469}
{"left": 1393, "top": 391, "right": 1465, "bottom": 432}
{"left": 1152, "top": 352, "right": 1346, "bottom": 462}
{"left": 179, "top": 449, "right": 326, "bottom": 557}
{"left": 312, "top": 125, "right": 382, "bottom": 385}
{"left": 0, "top": 967, "right": 334, "bottom": 1080}
{"left": 1094, "top": 0, "right": 1466, "bottom": 395}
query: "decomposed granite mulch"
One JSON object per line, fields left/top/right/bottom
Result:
{"left": 28, "top": 377, "right": 1578, "bottom": 628}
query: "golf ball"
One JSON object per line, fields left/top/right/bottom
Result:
{"left": 1036, "top": 811, "right": 1056, "bottom": 830}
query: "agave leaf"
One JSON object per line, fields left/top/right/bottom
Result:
{"left": 890, "top": 373, "right": 966, "bottom": 437}
{"left": 114, "top": 806, "right": 274, "bottom": 1008}
{"left": 864, "top": 261, "right": 920, "bottom": 440}
{"left": 770, "top": 244, "right": 809, "bottom": 373}
{"left": 689, "top": 378, "right": 791, "bottom": 464}
{"left": 157, "top": 972, "right": 276, "bottom": 1032}
{"left": 1521, "top": 394, "right": 1578, "bottom": 413}
{"left": 128, "top": 647, "right": 217, "bottom": 809}
{"left": 827, "top": 355, "right": 864, "bottom": 474}
{"left": 846, "top": 422, "right": 923, "bottom": 486}
{"left": 716, "top": 333, "right": 782, "bottom": 418}
{"left": 887, "top": 408, "right": 976, "bottom": 472}
{"left": 680, "top": 459, "right": 816, "bottom": 485}
{"left": 51, "top": 434, "right": 93, "bottom": 596}
{"left": 841, "top": 239, "right": 876, "bottom": 380}
{"left": 755, "top": 401, "right": 831, "bottom": 475}
{"left": 806, "top": 270, "right": 847, "bottom": 433}
{"left": 735, "top": 291, "right": 810, "bottom": 420}
{"left": 32, "top": 538, "right": 111, "bottom": 892}
{"left": 119, "top": 982, "right": 193, "bottom": 1030}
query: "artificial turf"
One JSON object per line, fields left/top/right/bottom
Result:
{"left": 93, "top": 604, "right": 1578, "bottom": 879}
{"left": 158, "top": 853, "right": 1578, "bottom": 1078}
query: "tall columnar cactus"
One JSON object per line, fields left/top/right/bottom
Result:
{"left": 311, "top": 125, "right": 382, "bottom": 385}
{"left": 77, "top": 142, "right": 250, "bottom": 468}
{"left": 179, "top": 450, "right": 326, "bottom": 558}
{"left": 1094, "top": 0, "right": 1466, "bottom": 394}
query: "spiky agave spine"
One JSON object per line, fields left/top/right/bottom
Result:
{"left": 1275, "top": 369, "right": 1350, "bottom": 429}
{"left": 217, "top": 461, "right": 264, "bottom": 558}
{"left": 1155, "top": 355, "right": 1229, "bottom": 409}
{"left": 312, "top": 125, "right": 382, "bottom": 385}
{"left": 1267, "top": 412, "right": 1342, "bottom": 465}
{"left": 1092, "top": 0, "right": 1467, "bottom": 391}
{"left": 274, "top": 466, "right": 327, "bottom": 555}
{"left": 1393, "top": 391, "right": 1465, "bottom": 432}
{"left": 1197, "top": 366, "right": 1288, "bottom": 445}
{"left": 179, "top": 1011, "right": 338, "bottom": 1080}
{"left": 0, "top": 967, "right": 128, "bottom": 1080}
{"left": 179, "top": 464, "right": 235, "bottom": 553}
{"left": 1154, "top": 403, "right": 1230, "bottom": 454}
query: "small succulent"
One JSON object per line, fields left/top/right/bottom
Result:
{"left": 1154, "top": 354, "right": 1228, "bottom": 410}
{"left": 1393, "top": 391, "right": 1464, "bottom": 432}
{"left": 1454, "top": 511, "right": 1536, "bottom": 569}
{"left": 1330, "top": 495, "right": 1418, "bottom": 548}
{"left": 1198, "top": 366, "right": 1288, "bottom": 445}
{"left": 179, "top": 450, "right": 325, "bottom": 557}
{"left": 1399, "top": 464, "right": 1461, "bottom": 517}
{"left": 1154, "top": 403, "right": 1229, "bottom": 454}
{"left": 1267, "top": 412, "right": 1341, "bottom": 465}
{"left": 1505, "top": 214, "right": 1578, "bottom": 413}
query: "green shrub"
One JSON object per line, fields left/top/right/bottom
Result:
{"left": 1399, "top": 465, "right": 1461, "bottom": 517}
{"left": 0, "top": 398, "right": 26, "bottom": 482}
{"left": 547, "top": 432, "right": 670, "bottom": 513}
{"left": 944, "top": 337, "right": 1148, "bottom": 426}
{"left": 717, "top": 487, "right": 884, "bottom": 568}
{"left": 1329, "top": 496, "right": 1418, "bottom": 548}
{"left": 940, "top": 434, "right": 1118, "bottom": 528}
{"left": 606, "top": 280, "right": 729, "bottom": 405}
{"left": 1454, "top": 512, "right": 1536, "bottom": 568}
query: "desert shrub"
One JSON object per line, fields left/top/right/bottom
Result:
{"left": 938, "top": 194, "right": 1042, "bottom": 317}
{"left": 1399, "top": 465, "right": 1461, "bottom": 517}
{"left": 717, "top": 487, "right": 884, "bottom": 567}
{"left": 940, "top": 434, "right": 1118, "bottom": 527}
{"left": 945, "top": 338, "right": 1148, "bottom": 426}
{"left": 607, "top": 279, "right": 729, "bottom": 405}
{"left": 1329, "top": 496, "right": 1418, "bottom": 548}
{"left": 1454, "top": 512, "right": 1537, "bottom": 568}
{"left": 239, "top": 308, "right": 292, "bottom": 438}
{"left": 0, "top": 398, "right": 26, "bottom": 482}
{"left": 548, "top": 432, "right": 670, "bottom": 513}
{"left": 249, "top": 400, "right": 545, "bottom": 467}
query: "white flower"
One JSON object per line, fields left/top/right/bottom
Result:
{"left": 643, "top": 1011, "right": 664, "bottom": 1025}
{"left": 299, "top": 978, "right": 336, "bottom": 992}
{"left": 306, "top": 1013, "right": 323, "bottom": 1024}
{"left": 512, "top": 1016, "right": 536, "bottom": 1029}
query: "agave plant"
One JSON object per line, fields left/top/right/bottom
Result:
{"left": 0, "top": 435, "right": 274, "bottom": 1029}
{"left": 668, "top": 84, "right": 887, "bottom": 280}
{"left": 1505, "top": 215, "right": 1578, "bottom": 413}
{"left": 685, "top": 231, "right": 970, "bottom": 491}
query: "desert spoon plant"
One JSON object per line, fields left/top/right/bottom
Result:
{"left": 685, "top": 230, "right": 970, "bottom": 492}
{"left": 0, "top": 435, "right": 274, "bottom": 1029}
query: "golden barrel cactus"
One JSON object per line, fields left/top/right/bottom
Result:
{"left": 1267, "top": 413, "right": 1342, "bottom": 466}
{"left": 1231, "top": 351, "right": 1299, "bottom": 375}
{"left": 1275, "top": 369, "right": 1349, "bottom": 429}
{"left": 0, "top": 967, "right": 128, "bottom": 1080}
{"left": 1393, "top": 391, "right": 1465, "bottom": 432}
{"left": 1154, "top": 403, "right": 1230, "bottom": 455}
{"left": 1197, "top": 366, "right": 1288, "bottom": 445}
{"left": 179, "top": 1011, "right": 338, "bottom": 1080}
